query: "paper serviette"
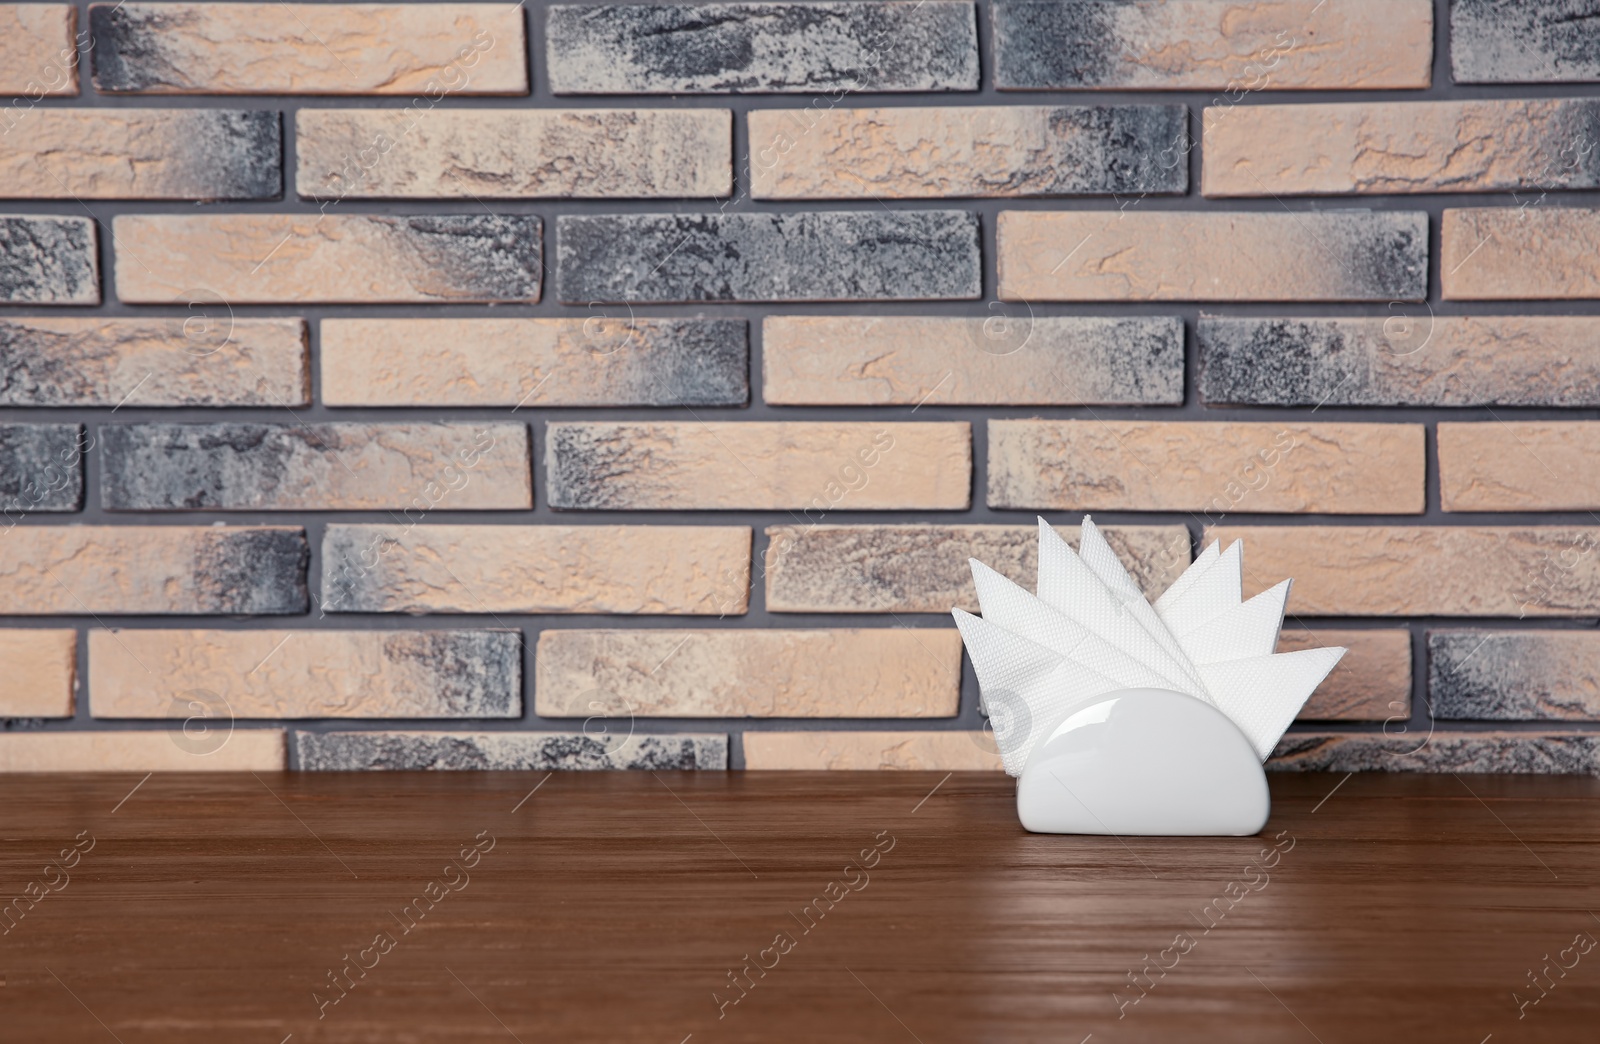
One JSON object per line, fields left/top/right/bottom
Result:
{"left": 955, "top": 516, "right": 1345, "bottom": 774}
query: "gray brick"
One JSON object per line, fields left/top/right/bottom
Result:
{"left": 546, "top": 1, "right": 978, "bottom": 94}
{"left": 556, "top": 212, "right": 980, "bottom": 303}
{"left": 0, "top": 216, "right": 99, "bottom": 305}
{"left": 1269, "top": 732, "right": 1600, "bottom": 774}
{"left": 994, "top": 0, "right": 1431, "bottom": 90}
{"left": 1430, "top": 631, "right": 1600, "bottom": 721}
{"left": 1198, "top": 316, "right": 1600, "bottom": 407}
{"left": 1452, "top": 0, "right": 1600, "bottom": 84}
{"left": 100, "top": 422, "right": 531, "bottom": 511}
{"left": 295, "top": 731, "right": 729, "bottom": 770}
{"left": 0, "top": 424, "right": 84, "bottom": 514}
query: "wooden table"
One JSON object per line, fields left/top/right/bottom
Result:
{"left": 2, "top": 771, "right": 1597, "bottom": 1042}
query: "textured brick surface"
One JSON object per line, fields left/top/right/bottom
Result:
{"left": 297, "top": 109, "right": 731, "bottom": 199}
{"left": 763, "top": 315, "right": 1182, "bottom": 405}
{"left": 547, "top": 422, "right": 970, "bottom": 510}
{"left": 744, "top": 730, "right": 1001, "bottom": 770}
{"left": 90, "top": 3, "right": 527, "bottom": 94}
{"left": 296, "top": 731, "right": 728, "bottom": 770}
{"left": 1439, "top": 422, "right": 1600, "bottom": 511}
{"left": 100, "top": 422, "right": 530, "bottom": 511}
{"left": 535, "top": 629, "right": 961, "bottom": 717}
{"left": 321, "top": 318, "right": 746, "bottom": 407}
{"left": 0, "top": 629, "right": 75, "bottom": 718}
{"left": 750, "top": 105, "right": 1186, "bottom": 198}
{"left": 0, "top": 216, "right": 98, "bottom": 305}
{"left": 998, "top": 210, "right": 1427, "bottom": 302}
{"left": 1443, "top": 208, "right": 1600, "bottom": 300}
{"left": 0, "top": 4, "right": 77, "bottom": 96}
{"left": 1280, "top": 628, "right": 1412, "bottom": 721}
{"left": 1206, "top": 526, "right": 1600, "bottom": 617}
{"left": 556, "top": 212, "right": 980, "bottom": 303}
{"left": 0, "top": 424, "right": 84, "bottom": 513}
{"left": 1431, "top": 631, "right": 1600, "bottom": 721}
{"left": 989, "top": 420, "right": 1423, "bottom": 513}
{"left": 0, "top": 317, "right": 308, "bottom": 407}
{"left": 0, "top": 3, "right": 75, "bottom": 95}
{"left": 11, "top": 0, "right": 1600, "bottom": 773}
{"left": 1452, "top": 0, "right": 1600, "bottom": 84}
{"left": 89, "top": 629, "right": 520, "bottom": 719}
{"left": 764, "top": 523, "right": 1189, "bottom": 613}
{"left": 0, "top": 526, "right": 307, "bottom": 615}
{"left": 993, "top": 0, "right": 1432, "bottom": 90}
{"left": 1204, "top": 99, "right": 1600, "bottom": 197}
{"left": 1, "top": 109, "right": 279, "bottom": 199}
{"left": 546, "top": 1, "right": 978, "bottom": 94}
{"left": 1198, "top": 316, "right": 1600, "bottom": 407}
{"left": 0, "top": 730, "right": 285, "bottom": 771}
{"left": 113, "top": 215, "right": 542, "bottom": 304}
{"left": 322, "top": 524, "right": 751, "bottom": 615}
{"left": 1269, "top": 733, "right": 1600, "bottom": 774}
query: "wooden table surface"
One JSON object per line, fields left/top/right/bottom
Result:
{"left": 2, "top": 770, "right": 1598, "bottom": 1043}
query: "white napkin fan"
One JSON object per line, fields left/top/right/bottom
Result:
{"left": 953, "top": 517, "right": 1344, "bottom": 836}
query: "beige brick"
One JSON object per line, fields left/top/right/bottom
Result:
{"left": 0, "top": 629, "right": 75, "bottom": 717}
{"left": 547, "top": 422, "right": 970, "bottom": 511}
{"left": 1443, "top": 208, "right": 1600, "bottom": 300}
{"left": 1278, "top": 628, "right": 1411, "bottom": 720}
{"left": 761, "top": 315, "right": 1183, "bottom": 406}
{"left": 0, "top": 317, "right": 306, "bottom": 407}
{"left": 764, "top": 524, "right": 1190, "bottom": 613}
{"left": 995, "top": 0, "right": 1432, "bottom": 90}
{"left": 988, "top": 420, "right": 1423, "bottom": 514}
{"left": 1206, "top": 526, "right": 1600, "bottom": 618}
{"left": 749, "top": 105, "right": 1185, "bottom": 199}
{"left": 0, "top": 729, "right": 284, "bottom": 771}
{"left": 1440, "top": 422, "right": 1600, "bottom": 511}
{"left": 298, "top": 108, "right": 730, "bottom": 199}
{"left": 998, "top": 210, "right": 1427, "bottom": 302}
{"left": 744, "top": 731, "right": 1002, "bottom": 770}
{"left": 323, "top": 524, "right": 751, "bottom": 615}
{"left": 112, "top": 214, "right": 541, "bottom": 304}
{"left": 102, "top": 422, "right": 531, "bottom": 511}
{"left": 89, "top": 629, "right": 519, "bottom": 718}
{"left": 1204, "top": 99, "right": 1600, "bottom": 198}
{"left": 0, "top": 108, "right": 277, "bottom": 199}
{"left": 535, "top": 629, "right": 962, "bottom": 718}
{"left": 320, "top": 317, "right": 745, "bottom": 408}
{"left": 90, "top": 3, "right": 526, "bottom": 95}
{"left": 0, "top": 4, "right": 76, "bottom": 96}
{"left": 0, "top": 526, "right": 306, "bottom": 615}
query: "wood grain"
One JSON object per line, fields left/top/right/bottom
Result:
{"left": 1, "top": 771, "right": 1598, "bottom": 1041}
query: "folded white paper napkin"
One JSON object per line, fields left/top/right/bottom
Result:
{"left": 958, "top": 516, "right": 1345, "bottom": 773}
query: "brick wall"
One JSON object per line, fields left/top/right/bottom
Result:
{"left": 2, "top": 0, "right": 1598, "bottom": 774}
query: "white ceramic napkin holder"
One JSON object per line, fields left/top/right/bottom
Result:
{"left": 953, "top": 517, "right": 1344, "bottom": 837}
